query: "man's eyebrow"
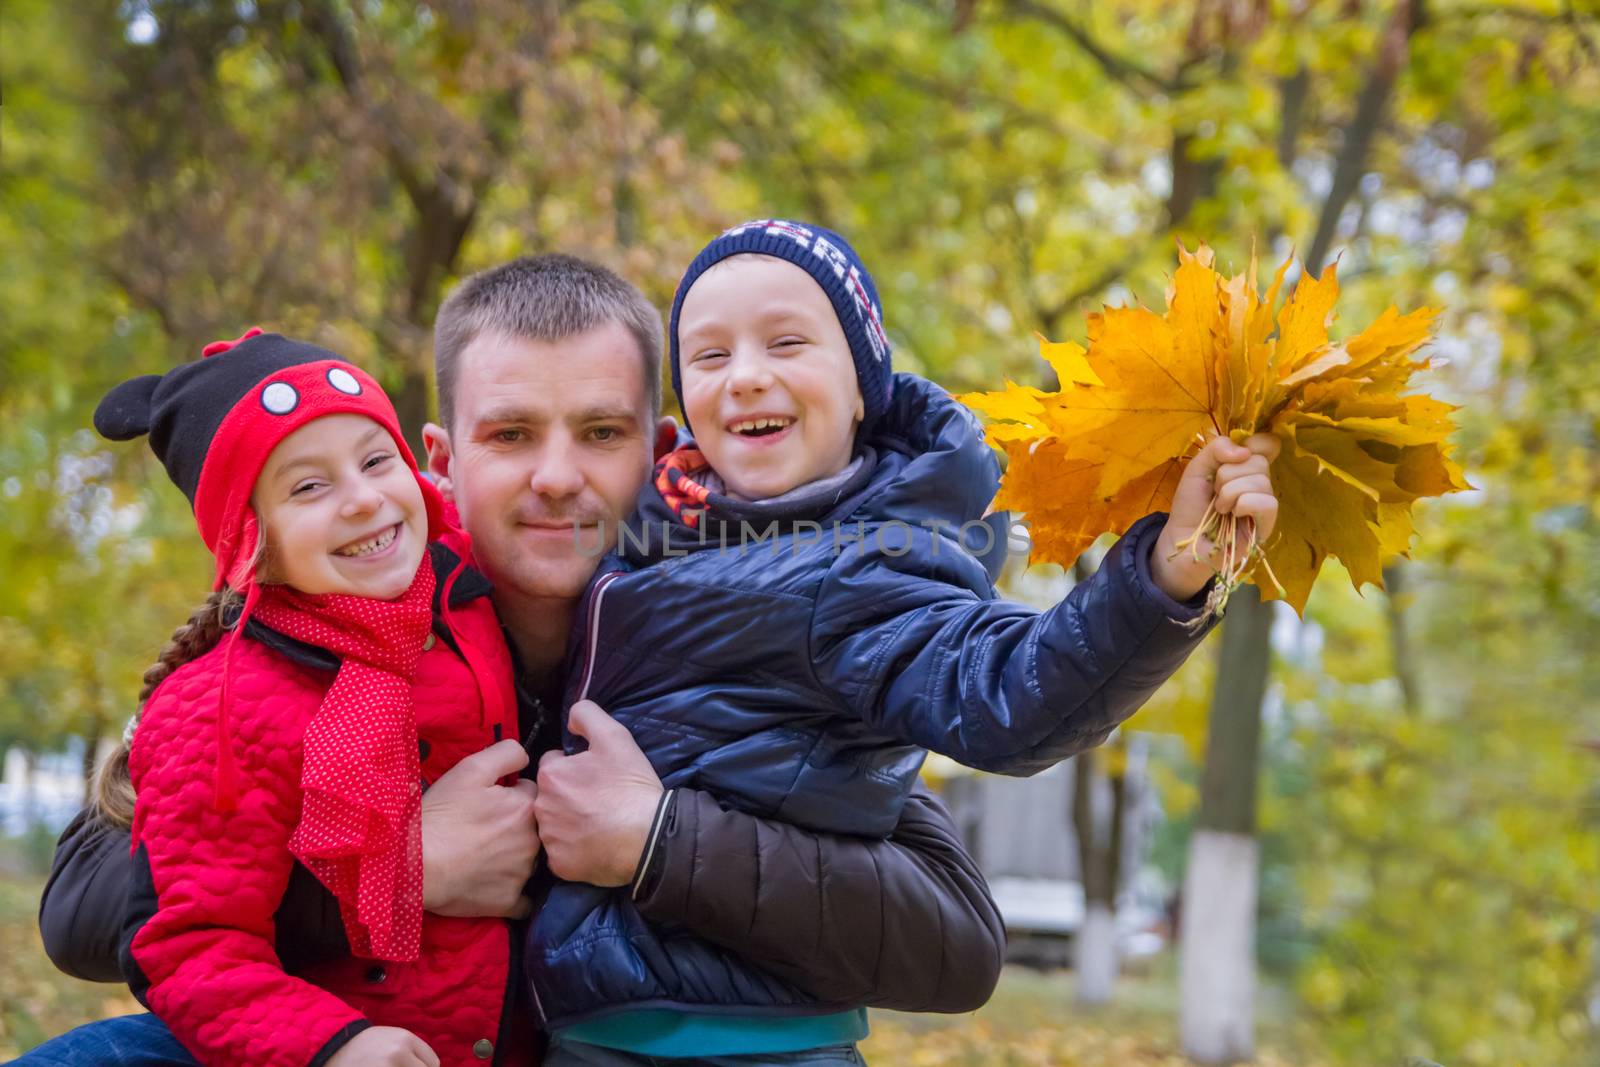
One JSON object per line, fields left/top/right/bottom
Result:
{"left": 473, "top": 406, "right": 548, "bottom": 427}
{"left": 570, "top": 405, "right": 642, "bottom": 426}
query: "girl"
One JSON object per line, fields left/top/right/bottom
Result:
{"left": 87, "top": 330, "right": 528, "bottom": 1067}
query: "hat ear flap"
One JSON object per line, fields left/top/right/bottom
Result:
{"left": 93, "top": 375, "right": 163, "bottom": 441}
{"left": 222, "top": 510, "right": 261, "bottom": 591}
{"left": 417, "top": 473, "right": 446, "bottom": 542}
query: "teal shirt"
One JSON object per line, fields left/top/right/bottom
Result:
{"left": 556, "top": 1008, "right": 869, "bottom": 1056}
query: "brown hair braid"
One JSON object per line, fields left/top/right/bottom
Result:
{"left": 90, "top": 587, "right": 242, "bottom": 828}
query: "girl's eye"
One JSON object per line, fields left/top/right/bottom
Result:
{"left": 291, "top": 481, "right": 323, "bottom": 497}
{"left": 363, "top": 452, "right": 393, "bottom": 472}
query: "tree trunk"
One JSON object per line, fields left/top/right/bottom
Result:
{"left": 1180, "top": 586, "right": 1274, "bottom": 1063}
{"left": 1073, "top": 747, "right": 1127, "bottom": 1003}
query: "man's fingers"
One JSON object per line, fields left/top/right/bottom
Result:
{"left": 455, "top": 738, "right": 531, "bottom": 783}
{"left": 537, "top": 748, "right": 566, "bottom": 778}
{"left": 506, "top": 894, "right": 534, "bottom": 921}
{"left": 566, "top": 700, "right": 628, "bottom": 746}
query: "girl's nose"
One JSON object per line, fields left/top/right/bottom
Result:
{"left": 341, "top": 481, "right": 385, "bottom": 517}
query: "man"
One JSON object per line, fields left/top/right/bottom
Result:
{"left": 23, "top": 255, "right": 1007, "bottom": 1064}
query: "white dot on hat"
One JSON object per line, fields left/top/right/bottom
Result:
{"left": 327, "top": 367, "right": 362, "bottom": 396}
{"left": 261, "top": 382, "right": 299, "bottom": 415}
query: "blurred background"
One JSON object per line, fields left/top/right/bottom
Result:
{"left": 3, "top": 1, "right": 1597, "bottom": 1064}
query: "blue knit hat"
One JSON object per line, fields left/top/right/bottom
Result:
{"left": 668, "top": 219, "right": 894, "bottom": 435}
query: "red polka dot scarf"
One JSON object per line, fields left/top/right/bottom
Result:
{"left": 251, "top": 559, "right": 437, "bottom": 962}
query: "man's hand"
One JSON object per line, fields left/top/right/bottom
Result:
{"left": 535, "top": 701, "right": 664, "bottom": 887}
{"left": 326, "top": 1026, "right": 439, "bottom": 1067}
{"left": 420, "top": 739, "right": 541, "bottom": 918}
{"left": 1153, "top": 433, "right": 1282, "bottom": 602}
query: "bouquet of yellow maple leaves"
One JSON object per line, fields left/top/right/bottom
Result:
{"left": 960, "top": 243, "right": 1470, "bottom": 616}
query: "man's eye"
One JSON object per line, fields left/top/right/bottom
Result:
{"left": 493, "top": 429, "right": 525, "bottom": 444}
{"left": 590, "top": 426, "right": 618, "bottom": 443}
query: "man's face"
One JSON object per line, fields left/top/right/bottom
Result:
{"left": 425, "top": 323, "right": 657, "bottom": 603}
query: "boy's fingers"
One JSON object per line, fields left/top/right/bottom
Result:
{"left": 1244, "top": 432, "right": 1282, "bottom": 460}
{"left": 1216, "top": 473, "right": 1274, "bottom": 513}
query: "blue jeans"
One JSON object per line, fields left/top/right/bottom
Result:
{"left": 7, "top": 1013, "right": 199, "bottom": 1067}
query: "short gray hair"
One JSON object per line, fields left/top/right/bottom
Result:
{"left": 433, "top": 254, "right": 664, "bottom": 428}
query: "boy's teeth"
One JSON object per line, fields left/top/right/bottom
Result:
{"left": 733, "top": 417, "right": 793, "bottom": 434}
{"left": 336, "top": 525, "right": 397, "bottom": 557}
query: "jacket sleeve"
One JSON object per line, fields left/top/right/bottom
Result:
{"left": 123, "top": 674, "right": 369, "bottom": 1067}
{"left": 632, "top": 785, "right": 1005, "bottom": 1013}
{"left": 39, "top": 807, "right": 134, "bottom": 982}
{"left": 40, "top": 807, "right": 352, "bottom": 985}
{"left": 809, "top": 512, "right": 1215, "bottom": 775}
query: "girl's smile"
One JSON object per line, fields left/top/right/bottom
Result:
{"left": 253, "top": 413, "right": 428, "bottom": 599}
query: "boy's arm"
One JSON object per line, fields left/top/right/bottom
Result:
{"left": 810, "top": 512, "right": 1214, "bottom": 774}
{"left": 633, "top": 785, "right": 1006, "bottom": 1012}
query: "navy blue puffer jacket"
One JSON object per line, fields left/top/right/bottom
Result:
{"left": 527, "top": 373, "right": 1215, "bottom": 1028}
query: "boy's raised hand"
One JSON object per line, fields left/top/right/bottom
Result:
{"left": 1152, "top": 433, "right": 1281, "bottom": 603}
{"left": 325, "top": 1026, "right": 439, "bottom": 1067}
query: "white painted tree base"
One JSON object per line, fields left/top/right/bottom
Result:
{"left": 1180, "top": 829, "right": 1260, "bottom": 1064}
{"left": 1076, "top": 902, "right": 1119, "bottom": 1004}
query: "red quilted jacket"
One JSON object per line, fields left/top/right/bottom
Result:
{"left": 124, "top": 542, "right": 533, "bottom": 1067}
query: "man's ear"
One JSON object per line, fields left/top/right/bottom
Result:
{"left": 421, "top": 422, "right": 455, "bottom": 501}
{"left": 653, "top": 416, "right": 680, "bottom": 461}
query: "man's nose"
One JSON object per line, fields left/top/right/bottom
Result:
{"left": 527, "top": 435, "right": 586, "bottom": 499}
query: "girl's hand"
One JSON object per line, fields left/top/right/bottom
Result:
{"left": 326, "top": 1026, "right": 440, "bottom": 1067}
{"left": 1152, "top": 433, "right": 1281, "bottom": 602}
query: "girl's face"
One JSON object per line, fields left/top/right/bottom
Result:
{"left": 677, "top": 254, "right": 864, "bottom": 499}
{"left": 252, "top": 413, "right": 428, "bottom": 600}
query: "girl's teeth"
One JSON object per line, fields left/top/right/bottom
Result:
{"left": 338, "top": 525, "right": 397, "bottom": 557}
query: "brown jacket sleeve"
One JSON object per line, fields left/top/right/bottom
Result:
{"left": 632, "top": 785, "right": 1005, "bottom": 1013}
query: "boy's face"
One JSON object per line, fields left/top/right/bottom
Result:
{"left": 677, "top": 255, "right": 864, "bottom": 499}
{"left": 252, "top": 413, "right": 429, "bottom": 600}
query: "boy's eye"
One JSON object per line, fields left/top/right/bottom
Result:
{"left": 771, "top": 337, "right": 807, "bottom": 350}
{"left": 692, "top": 350, "right": 728, "bottom": 364}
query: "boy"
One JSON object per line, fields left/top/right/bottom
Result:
{"left": 531, "top": 219, "right": 1279, "bottom": 1063}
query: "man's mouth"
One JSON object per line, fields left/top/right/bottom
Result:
{"left": 728, "top": 416, "right": 796, "bottom": 438}
{"left": 334, "top": 523, "right": 401, "bottom": 558}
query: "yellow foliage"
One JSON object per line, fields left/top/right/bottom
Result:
{"left": 960, "top": 243, "right": 1472, "bottom": 613}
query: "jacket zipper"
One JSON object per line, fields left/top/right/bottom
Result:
{"left": 530, "top": 568, "right": 620, "bottom": 1028}
{"left": 574, "top": 570, "right": 621, "bottom": 706}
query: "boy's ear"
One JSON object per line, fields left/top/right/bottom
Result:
{"left": 653, "top": 416, "right": 681, "bottom": 461}
{"left": 421, "top": 422, "right": 455, "bottom": 501}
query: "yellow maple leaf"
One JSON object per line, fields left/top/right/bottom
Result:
{"left": 959, "top": 242, "right": 1471, "bottom": 614}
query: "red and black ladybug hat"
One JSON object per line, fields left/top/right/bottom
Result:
{"left": 95, "top": 328, "right": 444, "bottom": 591}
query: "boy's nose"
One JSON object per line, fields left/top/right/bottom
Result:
{"left": 726, "top": 350, "right": 774, "bottom": 394}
